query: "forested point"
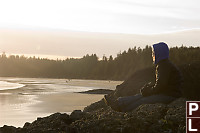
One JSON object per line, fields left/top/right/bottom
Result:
{"left": 0, "top": 45, "right": 199, "bottom": 80}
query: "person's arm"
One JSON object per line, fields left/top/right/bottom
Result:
{"left": 140, "top": 82, "right": 154, "bottom": 96}
{"left": 151, "top": 65, "right": 171, "bottom": 94}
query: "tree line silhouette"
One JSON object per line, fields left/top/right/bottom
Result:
{"left": 0, "top": 45, "right": 199, "bottom": 80}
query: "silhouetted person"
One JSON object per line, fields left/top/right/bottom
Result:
{"left": 104, "top": 42, "right": 183, "bottom": 112}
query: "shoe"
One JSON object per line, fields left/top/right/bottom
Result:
{"left": 104, "top": 95, "right": 111, "bottom": 106}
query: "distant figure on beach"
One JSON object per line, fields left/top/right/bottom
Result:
{"left": 104, "top": 42, "right": 183, "bottom": 112}
{"left": 66, "top": 79, "right": 71, "bottom": 83}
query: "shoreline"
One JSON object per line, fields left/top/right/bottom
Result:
{"left": 78, "top": 89, "right": 113, "bottom": 94}
{"left": 0, "top": 76, "right": 124, "bottom": 82}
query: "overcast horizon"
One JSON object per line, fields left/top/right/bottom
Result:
{"left": 1, "top": 28, "right": 200, "bottom": 60}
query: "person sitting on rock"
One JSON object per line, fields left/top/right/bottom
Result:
{"left": 104, "top": 42, "right": 183, "bottom": 112}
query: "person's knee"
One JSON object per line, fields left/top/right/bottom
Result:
{"left": 117, "top": 97, "right": 125, "bottom": 106}
{"left": 117, "top": 97, "right": 123, "bottom": 101}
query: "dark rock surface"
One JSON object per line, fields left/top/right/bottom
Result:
{"left": 78, "top": 89, "right": 113, "bottom": 94}
{"left": 1, "top": 62, "right": 198, "bottom": 133}
{"left": 70, "top": 98, "right": 186, "bottom": 133}
{"left": 20, "top": 113, "right": 72, "bottom": 133}
{"left": 0, "top": 113, "right": 73, "bottom": 133}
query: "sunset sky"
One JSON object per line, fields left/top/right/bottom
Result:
{"left": 0, "top": 0, "right": 200, "bottom": 58}
{"left": 0, "top": 0, "right": 200, "bottom": 34}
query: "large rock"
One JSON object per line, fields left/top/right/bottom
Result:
{"left": 22, "top": 113, "right": 72, "bottom": 133}
{"left": 83, "top": 99, "right": 107, "bottom": 112}
{"left": 70, "top": 98, "right": 186, "bottom": 133}
{"left": 0, "top": 125, "right": 18, "bottom": 133}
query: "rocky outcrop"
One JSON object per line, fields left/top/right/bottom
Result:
{"left": 78, "top": 89, "right": 113, "bottom": 94}
{"left": 71, "top": 98, "right": 186, "bottom": 133}
{"left": 0, "top": 113, "right": 72, "bottom": 133}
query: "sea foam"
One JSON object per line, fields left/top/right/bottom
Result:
{"left": 0, "top": 81, "right": 25, "bottom": 90}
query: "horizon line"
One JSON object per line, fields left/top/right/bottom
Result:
{"left": 1, "top": 26, "right": 200, "bottom": 36}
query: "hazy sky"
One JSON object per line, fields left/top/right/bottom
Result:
{"left": 0, "top": 0, "right": 200, "bottom": 34}
{"left": 1, "top": 29, "right": 200, "bottom": 59}
{"left": 0, "top": 0, "right": 200, "bottom": 59}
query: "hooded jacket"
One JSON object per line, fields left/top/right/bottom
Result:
{"left": 141, "top": 42, "right": 183, "bottom": 97}
{"left": 153, "top": 42, "right": 169, "bottom": 64}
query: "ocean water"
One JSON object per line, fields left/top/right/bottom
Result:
{"left": 0, "top": 77, "right": 122, "bottom": 127}
{"left": 0, "top": 81, "right": 25, "bottom": 91}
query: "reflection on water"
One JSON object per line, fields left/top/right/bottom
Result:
{"left": 0, "top": 81, "right": 25, "bottom": 90}
{"left": 0, "top": 92, "right": 42, "bottom": 127}
{"left": 0, "top": 77, "right": 123, "bottom": 127}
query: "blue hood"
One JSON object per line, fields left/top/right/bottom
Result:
{"left": 153, "top": 42, "right": 169, "bottom": 64}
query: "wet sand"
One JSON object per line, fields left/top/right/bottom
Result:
{"left": 0, "top": 92, "right": 103, "bottom": 127}
{"left": 32, "top": 92, "right": 104, "bottom": 113}
{"left": 0, "top": 93, "right": 41, "bottom": 127}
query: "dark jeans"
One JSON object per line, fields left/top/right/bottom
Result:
{"left": 117, "top": 94, "right": 176, "bottom": 112}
